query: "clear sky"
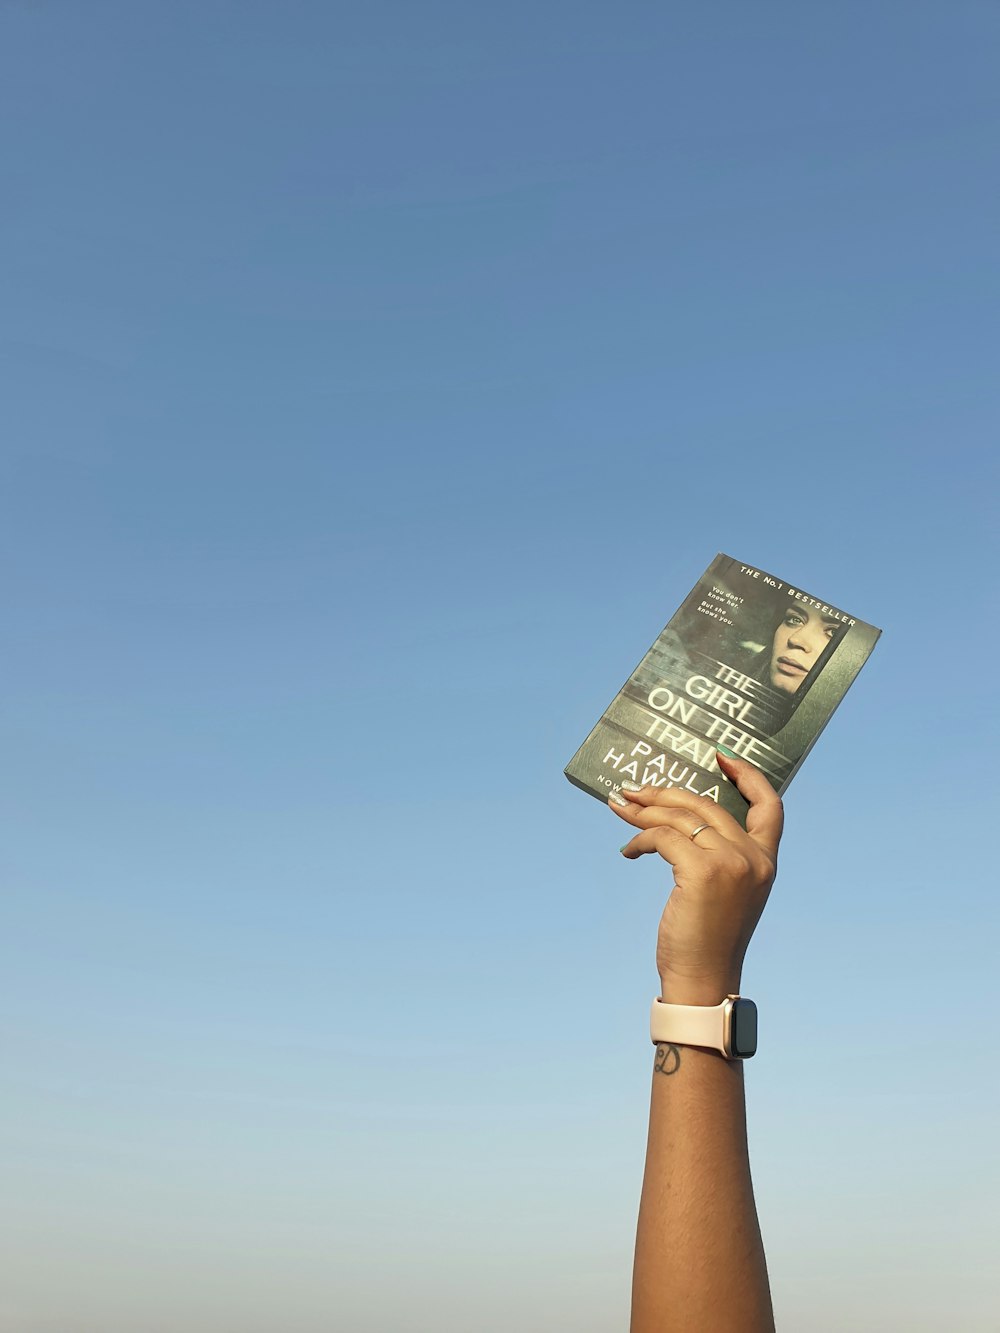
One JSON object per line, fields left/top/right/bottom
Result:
{"left": 2, "top": 3, "right": 998, "bottom": 1330}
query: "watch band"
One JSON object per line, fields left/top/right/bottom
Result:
{"left": 649, "top": 994, "right": 757, "bottom": 1060}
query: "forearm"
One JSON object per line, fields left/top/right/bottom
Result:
{"left": 631, "top": 1012, "right": 773, "bottom": 1332}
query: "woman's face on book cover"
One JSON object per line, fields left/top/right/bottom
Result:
{"left": 769, "top": 606, "right": 840, "bottom": 693}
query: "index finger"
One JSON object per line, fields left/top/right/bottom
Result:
{"left": 716, "top": 750, "right": 784, "bottom": 858}
{"left": 610, "top": 783, "right": 741, "bottom": 842}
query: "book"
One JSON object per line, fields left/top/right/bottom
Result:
{"left": 564, "top": 554, "right": 881, "bottom": 826}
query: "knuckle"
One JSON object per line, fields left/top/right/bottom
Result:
{"left": 722, "top": 849, "right": 752, "bottom": 877}
{"left": 747, "top": 850, "right": 775, "bottom": 886}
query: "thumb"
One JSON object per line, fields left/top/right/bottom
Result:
{"left": 716, "top": 750, "right": 784, "bottom": 858}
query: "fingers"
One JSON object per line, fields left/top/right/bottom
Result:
{"left": 608, "top": 752, "right": 784, "bottom": 860}
{"left": 609, "top": 796, "right": 726, "bottom": 849}
{"left": 610, "top": 781, "right": 742, "bottom": 842}
{"left": 619, "top": 825, "right": 701, "bottom": 865}
{"left": 715, "top": 751, "right": 784, "bottom": 858}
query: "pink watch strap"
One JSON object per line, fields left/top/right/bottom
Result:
{"left": 649, "top": 996, "right": 731, "bottom": 1056}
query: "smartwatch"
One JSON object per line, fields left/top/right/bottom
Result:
{"left": 649, "top": 994, "right": 758, "bottom": 1060}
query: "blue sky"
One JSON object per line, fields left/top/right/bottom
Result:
{"left": 2, "top": 3, "right": 998, "bottom": 1330}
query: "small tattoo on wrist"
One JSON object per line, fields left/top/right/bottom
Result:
{"left": 654, "top": 1043, "right": 681, "bottom": 1076}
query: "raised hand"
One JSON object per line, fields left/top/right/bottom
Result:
{"left": 610, "top": 750, "right": 784, "bottom": 1004}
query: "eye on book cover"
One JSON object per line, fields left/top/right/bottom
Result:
{"left": 565, "top": 554, "right": 881, "bottom": 826}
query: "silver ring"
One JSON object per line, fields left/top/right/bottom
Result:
{"left": 689, "top": 823, "right": 711, "bottom": 842}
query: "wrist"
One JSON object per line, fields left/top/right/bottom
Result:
{"left": 658, "top": 971, "right": 742, "bottom": 1006}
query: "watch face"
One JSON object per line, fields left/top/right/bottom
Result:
{"left": 731, "top": 999, "right": 758, "bottom": 1058}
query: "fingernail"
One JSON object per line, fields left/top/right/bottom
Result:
{"left": 608, "top": 792, "right": 630, "bottom": 807}
{"left": 619, "top": 844, "right": 630, "bottom": 854}
{"left": 716, "top": 745, "right": 737, "bottom": 759}
{"left": 621, "top": 780, "right": 642, "bottom": 791}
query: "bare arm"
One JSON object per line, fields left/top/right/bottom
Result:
{"left": 632, "top": 1021, "right": 772, "bottom": 1332}
{"left": 612, "top": 751, "right": 783, "bottom": 1333}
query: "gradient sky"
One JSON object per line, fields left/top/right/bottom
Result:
{"left": 2, "top": 4, "right": 999, "bottom": 1331}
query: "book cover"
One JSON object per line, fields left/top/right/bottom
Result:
{"left": 564, "top": 555, "right": 881, "bottom": 826}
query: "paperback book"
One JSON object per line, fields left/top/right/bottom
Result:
{"left": 564, "top": 555, "right": 881, "bottom": 826}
